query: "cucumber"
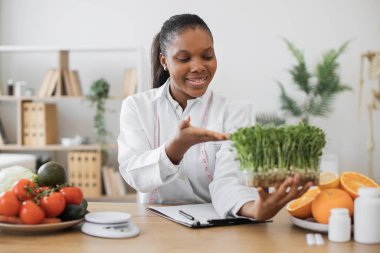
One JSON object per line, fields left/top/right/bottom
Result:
{"left": 59, "top": 199, "right": 88, "bottom": 221}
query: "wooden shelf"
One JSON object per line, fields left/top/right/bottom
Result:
{"left": 0, "top": 45, "right": 140, "bottom": 53}
{"left": 0, "top": 95, "right": 125, "bottom": 102}
{"left": 0, "top": 144, "right": 102, "bottom": 151}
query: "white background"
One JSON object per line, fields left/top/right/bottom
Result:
{"left": 0, "top": 0, "right": 379, "bottom": 181}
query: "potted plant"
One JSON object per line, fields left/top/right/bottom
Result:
{"left": 278, "top": 39, "right": 351, "bottom": 124}
{"left": 86, "top": 78, "right": 111, "bottom": 150}
{"left": 230, "top": 123, "right": 326, "bottom": 188}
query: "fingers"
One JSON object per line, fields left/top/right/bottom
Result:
{"left": 275, "top": 176, "right": 294, "bottom": 199}
{"left": 277, "top": 174, "right": 312, "bottom": 207}
{"left": 286, "top": 174, "right": 301, "bottom": 197}
{"left": 294, "top": 181, "right": 313, "bottom": 198}
{"left": 179, "top": 115, "right": 191, "bottom": 130}
{"left": 257, "top": 187, "right": 269, "bottom": 202}
{"left": 195, "top": 128, "right": 229, "bottom": 142}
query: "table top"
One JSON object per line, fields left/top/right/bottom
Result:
{"left": 1, "top": 202, "right": 379, "bottom": 253}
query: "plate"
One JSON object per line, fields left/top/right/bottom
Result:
{"left": 289, "top": 216, "right": 328, "bottom": 233}
{"left": 0, "top": 219, "right": 83, "bottom": 233}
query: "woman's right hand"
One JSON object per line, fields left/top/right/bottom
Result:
{"left": 165, "top": 115, "right": 228, "bottom": 164}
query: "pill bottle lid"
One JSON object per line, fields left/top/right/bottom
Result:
{"left": 358, "top": 187, "right": 380, "bottom": 197}
{"left": 330, "top": 208, "right": 349, "bottom": 216}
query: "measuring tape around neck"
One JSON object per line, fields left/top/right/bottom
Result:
{"left": 149, "top": 91, "right": 214, "bottom": 203}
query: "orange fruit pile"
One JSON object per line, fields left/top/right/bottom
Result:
{"left": 287, "top": 171, "right": 380, "bottom": 224}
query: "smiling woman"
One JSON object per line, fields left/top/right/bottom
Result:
{"left": 152, "top": 14, "right": 217, "bottom": 108}
{"left": 117, "top": 14, "right": 310, "bottom": 220}
{"left": 159, "top": 28, "right": 217, "bottom": 106}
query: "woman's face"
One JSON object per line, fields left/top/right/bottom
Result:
{"left": 160, "top": 27, "right": 217, "bottom": 108}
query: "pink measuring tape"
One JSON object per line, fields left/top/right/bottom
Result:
{"left": 149, "top": 92, "right": 214, "bottom": 203}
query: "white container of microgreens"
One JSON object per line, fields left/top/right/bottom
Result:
{"left": 231, "top": 124, "right": 325, "bottom": 189}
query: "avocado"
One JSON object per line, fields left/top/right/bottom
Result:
{"left": 37, "top": 161, "right": 67, "bottom": 186}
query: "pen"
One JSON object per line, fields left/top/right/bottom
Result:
{"left": 178, "top": 210, "right": 201, "bottom": 227}
{"left": 178, "top": 210, "right": 195, "bottom": 220}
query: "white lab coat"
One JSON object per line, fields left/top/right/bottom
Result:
{"left": 118, "top": 79, "right": 258, "bottom": 217}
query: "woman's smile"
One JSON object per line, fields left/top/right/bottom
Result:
{"left": 185, "top": 75, "right": 208, "bottom": 87}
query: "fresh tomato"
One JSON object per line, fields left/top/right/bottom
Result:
{"left": 40, "top": 192, "right": 66, "bottom": 217}
{"left": 12, "top": 179, "right": 38, "bottom": 201}
{"left": 19, "top": 200, "right": 45, "bottom": 224}
{"left": 59, "top": 187, "right": 83, "bottom": 205}
{"left": 0, "top": 191, "right": 21, "bottom": 216}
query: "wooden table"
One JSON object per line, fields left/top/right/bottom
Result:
{"left": 1, "top": 202, "right": 379, "bottom": 253}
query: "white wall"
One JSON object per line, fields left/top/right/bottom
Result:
{"left": 1, "top": 0, "right": 380, "bottom": 180}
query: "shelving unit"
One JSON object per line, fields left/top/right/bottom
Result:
{"left": 0, "top": 46, "right": 142, "bottom": 200}
{"left": 0, "top": 96, "right": 124, "bottom": 147}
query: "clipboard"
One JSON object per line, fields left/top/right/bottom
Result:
{"left": 146, "top": 203, "right": 271, "bottom": 228}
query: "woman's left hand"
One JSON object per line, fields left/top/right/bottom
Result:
{"left": 238, "top": 174, "right": 313, "bottom": 220}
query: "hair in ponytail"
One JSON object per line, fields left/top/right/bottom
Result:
{"left": 151, "top": 14, "right": 213, "bottom": 88}
{"left": 151, "top": 32, "right": 170, "bottom": 89}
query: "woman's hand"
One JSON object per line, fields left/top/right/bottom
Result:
{"left": 165, "top": 115, "right": 228, "bottom": 164}
{"left": 238, "top": 174, "right": 313, "bottom": 220}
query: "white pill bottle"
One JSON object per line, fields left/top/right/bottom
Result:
{"left": 354, "top": 187, "right": 380, "bottom": 244}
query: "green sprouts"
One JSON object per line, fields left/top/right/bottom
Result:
{"left": 230, "top": 124, "right": 326, "bottom": 173}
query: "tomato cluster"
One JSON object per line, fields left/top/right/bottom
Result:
{"left": 0, "top": 179, "right": 83, "bottom": 225}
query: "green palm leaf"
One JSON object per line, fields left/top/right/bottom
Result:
{"left": 278, "top": 39, "right": 351, "bottom": 123}
{"left": 278, "top": 82, "right": 303, "bottom": 117}
{"left": 308, "top": 93, "right": 335, "bottom": 117}
{"left": 283, "top": 38, "right": 312, "bottom": 94}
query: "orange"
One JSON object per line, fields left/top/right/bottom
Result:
{"left": 287, "top": 187, "right": 321, "bottom": 219}
{"left": 340, "top": 171, "right": 380, "bottom": 199}
{"left": 311, "top": 189, "right": 354, "bottom": 224}
{"left": 318, "top": 171, "right": 340, "bottom": 190}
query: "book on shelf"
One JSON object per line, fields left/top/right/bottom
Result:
{"left": 62, "top": 69, "right": 73, "bottom": 96}
{"left": 123, "top": 68, "right": 137, "bottom": 97}
{"left": 102, "top": 166, "right": 112, "bottom": 196}
{"left": 0, "top": 117, "right": 9, "bottom": 144}
{"left": 44, "top": 70, "right": 60, "bottom": 97}
{"left": 38, "top": 69, "right": 54, "bottom": 97}
{"left": 69, "top": 70, "right": 82, "bottom": 96}
{"left": 102, "top": 166, "right": 127, "bottom": 197}
{"left": 38, "top": 69, "right": 82, "bottom": 97}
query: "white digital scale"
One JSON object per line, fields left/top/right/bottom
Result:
{"left": 81, "top": 211, "right": 140, "bottom": 239}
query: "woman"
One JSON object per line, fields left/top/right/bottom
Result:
{"left": 118, "top": 14, "right": 312, "bottom": 220}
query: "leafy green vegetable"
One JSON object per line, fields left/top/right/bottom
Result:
{"left": 0, "top": 166, "right": 37, "bottom": 193}
{"left": 230, "top": 124, "right": 326, "bottom": 172}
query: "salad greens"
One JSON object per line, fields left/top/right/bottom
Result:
{"left": 230, "top": 124, "right": 326, "bottom": 187}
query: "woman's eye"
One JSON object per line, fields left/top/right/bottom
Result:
{"left": 176, "top": 58, "right": 190, "bottom": 62}
{"left": 203, "top": 56, "right": 214, "bottom": 60}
